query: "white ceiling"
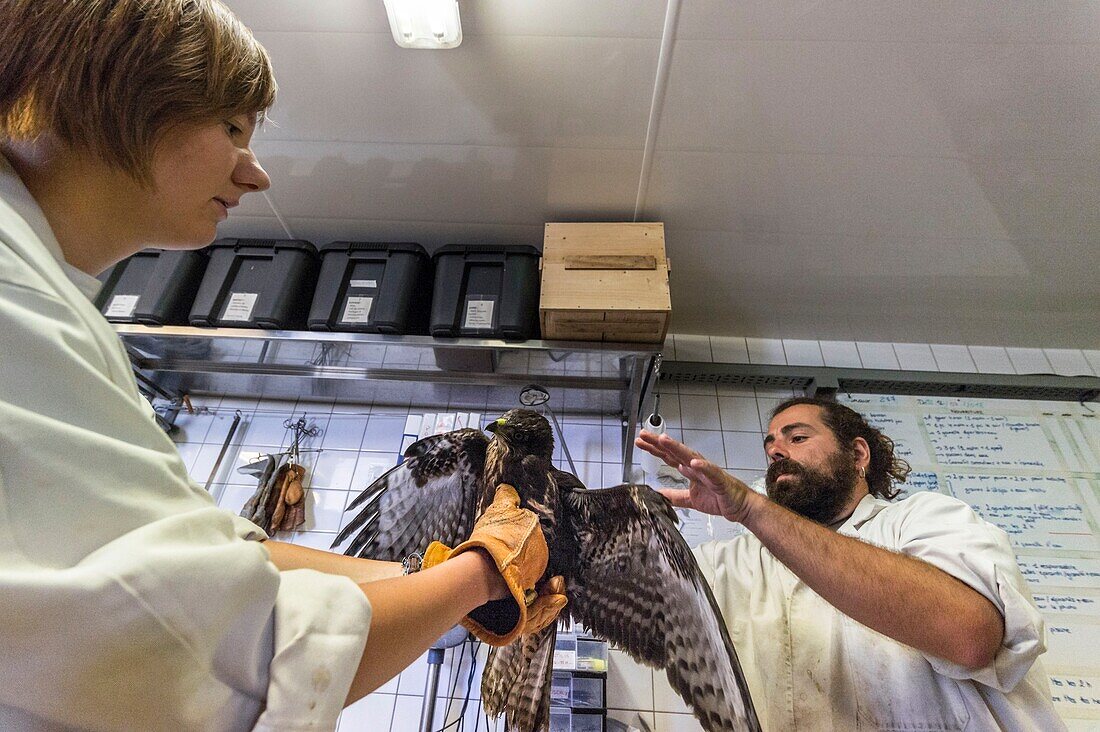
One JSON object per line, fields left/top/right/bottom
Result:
{"left": 220, "top": 1, "right": 1100, "bottom": 348}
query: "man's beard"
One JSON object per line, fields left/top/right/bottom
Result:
{"left": 765, "top": 451, "right": 860, "bottom": 525}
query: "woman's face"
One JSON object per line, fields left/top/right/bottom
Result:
{"left": 143, "top": 113, "right": 270, "bottom": 248}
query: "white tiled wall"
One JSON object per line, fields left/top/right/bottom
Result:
{"left": 171, "top": 382, "right": 790, "bottom": 732}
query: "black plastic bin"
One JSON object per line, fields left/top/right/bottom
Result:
{"left": 307, "top": 242, "right": 431, "bottom": 334}
{"left": 95, "top": 248, "right": 209, "bottom": 325}
{"left": 189, "top": 238, "right": 319, "bottom": 329}
{"left": 429, "top": 244, "right": 540, "bottom": 340}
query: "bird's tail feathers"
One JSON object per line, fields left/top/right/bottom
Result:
{"left": 482, "top": 623, "right": 557, "bottom": 732}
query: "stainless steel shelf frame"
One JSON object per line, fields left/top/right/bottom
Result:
{"left": 116, "top": 325, "right": 660, "bottom": 482}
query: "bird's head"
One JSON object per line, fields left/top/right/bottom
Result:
{"left": 486, "top": 408, "right": 554, "bottom": 460}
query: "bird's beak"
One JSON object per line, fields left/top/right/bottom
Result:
{"left": 485, "top": 417, "right": 506, "bottom": 434}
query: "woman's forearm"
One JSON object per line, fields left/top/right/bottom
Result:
{"left": 263, "top": 539, "right": 403, "bottom": 583}
{"left": 262, "top": 540, "right": 503, "bottom": 703}
{"left": 345, "top": 550, "right": 501, "bottom": 702}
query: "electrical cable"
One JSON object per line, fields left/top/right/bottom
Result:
{"left": 435, "top": 651, "right": 463, "bottom": 732}
{"left": 457, "top": 639, "right": 482, "bottom": 730}
{"left": 436, "top": 636, "right": 480, "bottom": 732}
{"left": 437, "top": 643, "right": 466, "bottom": 731}
{"left": 459, "top": 639, "right": 482, "bottom": 730}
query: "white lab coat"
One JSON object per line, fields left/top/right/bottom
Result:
{"left": 694, "top": 491, "right": 1066, "bottom": 731}
{"left": 0, "top": 155, "right": 372, "bottom": 731}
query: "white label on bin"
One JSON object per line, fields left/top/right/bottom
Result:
{"left": 464, "top": 299, "right": 495, "bottom": 329}
{"left": 341, "top": 296, "right": 373, "bottom": 323}
{"left": 222, "top": 292, "right": 258, "bottom": 322}
{"left": 105, "top": 294, "right": 139, "bottom": 318}
{"left": 553, "top": 648, "right": 576, "bottom": 670}
{"left": 350, "top": 279, "right": 377, "bottom": 289}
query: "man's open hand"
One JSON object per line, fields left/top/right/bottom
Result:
{"left": 635, "top": 430, "right": 760, "bottom": 524}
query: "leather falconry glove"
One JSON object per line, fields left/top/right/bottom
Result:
{"left": 423, "top": 484, "right": 568, "bottom": 646}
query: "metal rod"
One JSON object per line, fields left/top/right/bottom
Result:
{"left": 131, "top": 366, "right": 178, "bottom": 401}
{"left": 204, "top": 410, "right": 242, "bottom": 495}
{"left": 633, "top": 0, "right": 682, "bottom": 220}
{"left": 419, "top": 647, "right": 445, "bottom": 732}
{"left": 547, "top": 408, "right": 577, "bottom": 477}
{"left": 621, "top": 355, "right": 650, "bottom": 482}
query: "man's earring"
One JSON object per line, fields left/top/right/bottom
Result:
{"left": 858, "top": 466, "right": 866, "bottom": 478}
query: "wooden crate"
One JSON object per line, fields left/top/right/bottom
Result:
{"left": 539, "top": 222, "right": 671, "bottom": 343}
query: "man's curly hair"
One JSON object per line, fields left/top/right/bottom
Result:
{"left": 771, "top": 396, "right": 911, "bottom": 499}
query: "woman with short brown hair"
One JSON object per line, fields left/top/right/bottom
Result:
{"left": 0, "top": 2, "right": 560, "bottom": 729}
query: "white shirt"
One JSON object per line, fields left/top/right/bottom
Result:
{"left": 694, "top": 491, "right": 1066, "bottom": 731}
{"left": 0, "top": 155, "right": 372, "bottom": 731}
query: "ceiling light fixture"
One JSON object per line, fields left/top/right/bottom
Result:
{"left": 382, "top": 0, "right": 462, "bottom": 49}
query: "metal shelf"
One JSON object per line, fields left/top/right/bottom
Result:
{"left": 116, "top": 325, "right": 660, "bottom": 481}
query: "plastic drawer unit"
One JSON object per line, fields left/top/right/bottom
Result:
{"left": 428, "top": 244, "right": 541, "bottom": 340}
{"left": 549, "top": 708, "right": 605, "bottom": 732}
{"left": 551, "top": 671, "right": 605, "bottom": 709}
{"left": 308, "top": 242, "right": 431, "bottom": 334}
{"left": 189, "top": 238, "right": 319, "bottom": 329}
{"left": 554, "top": 635, "right": 609, "bottom": 672}
{"left": 95, "top": 248, "right": 209, "bottom": 325}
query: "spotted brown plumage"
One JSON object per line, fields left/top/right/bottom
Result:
{"left": 333, "top": 428, "right": 489, "bottom": 559}
{"left": 336, "top": 409, "right": 761, "bottom": 732}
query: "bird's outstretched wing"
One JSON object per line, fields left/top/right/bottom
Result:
{"left": 562, "top": 483, "right": 762, "bottom": 732}
{"left": 333, "top": 428, "right": 489, "bottom": 559}
{"left": 481, "top": 623, "right": 557, "bottom": 732}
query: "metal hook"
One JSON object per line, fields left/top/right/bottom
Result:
{"left": 282, "top": 416, "right": 321, "bottom": 467}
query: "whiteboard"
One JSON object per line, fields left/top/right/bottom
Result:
{"left": 842, "top": 394, "right": 1100, "bottom": 726}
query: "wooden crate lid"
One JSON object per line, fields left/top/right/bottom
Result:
{"left": 543, "top": 222, "right": 666, "bottom": 261}
{"left": 541, "top": 223, "right": 671, "bottom": 312}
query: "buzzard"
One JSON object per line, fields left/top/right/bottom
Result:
{"left": 334, "top": 409, "right": 760, "bottom": 732}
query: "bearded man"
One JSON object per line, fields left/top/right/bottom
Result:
{"left": 636, "top": 396, "right": 1064, "bottom": 731}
